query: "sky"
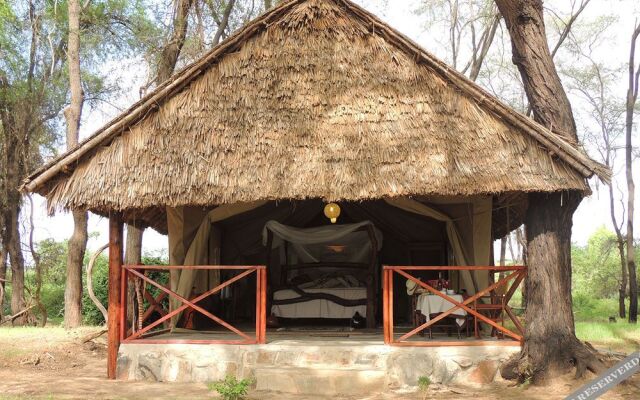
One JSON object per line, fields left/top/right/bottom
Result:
{"left": 28, "top": 0, "right": 640, "bottom": 259}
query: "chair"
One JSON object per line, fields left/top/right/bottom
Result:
{"left": 472, "top": 285, "right": 506, "bottom": 338}
{"left": 410, "top": 280, "right": 469, "bottom": 339}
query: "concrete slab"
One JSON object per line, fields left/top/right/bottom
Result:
{"left": 118, "top": 339, "right": 520, "bottom": 394}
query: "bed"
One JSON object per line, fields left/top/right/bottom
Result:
{"left": 262, "top": 220, "right": 382, "bottom": 328}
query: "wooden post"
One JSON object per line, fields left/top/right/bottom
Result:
{"left": 259, "top": 268, "right": 267, "bottom": 344}
{"left": 383, "top": 268, "right": 389, "bottom": 344}
{"left": 255, "top": 268, "right": 261, "bottom": 343}
{"left": 388, "top": 269, "right": 394, "bottom": 343}
{"left": 107, "top": 214, "right": 123, "bottom": 379}
{"left": 119, "top": 266, "right": 127, "bottom": 342}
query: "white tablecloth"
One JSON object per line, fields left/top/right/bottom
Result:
{"left": 416, "top": 293, "right": 466, "bottom": 326}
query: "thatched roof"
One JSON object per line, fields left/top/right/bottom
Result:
{"left": 23, "top": 0, "right": 608, "bottom": 232}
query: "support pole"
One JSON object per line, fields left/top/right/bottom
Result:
{"left": 107, "top": 213, "right": 123, "bottom": 379}
{"left": 383, "top": 269, "right": 389, "bottom": 344}
{"left": 259, "top": 268, "right": 267, "bottom": 344}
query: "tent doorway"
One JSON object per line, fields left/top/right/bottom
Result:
{"left": 168, "top": 199, "right": 457, "bottom": 335}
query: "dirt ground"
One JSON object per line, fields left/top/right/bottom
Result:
{"left": 0, "top": 327, "right": 638, "bottom": 400}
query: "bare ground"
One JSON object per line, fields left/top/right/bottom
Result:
{"left": 0, "top": 327, "right": 637, "bottom": 400}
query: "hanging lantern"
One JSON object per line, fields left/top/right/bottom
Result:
{"left": 324, "top": 203, "right": 341, "bottom": 224}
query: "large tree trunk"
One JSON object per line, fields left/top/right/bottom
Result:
{"left": 1, "top": 121, "right": 27, "bottom": 324}
{"left": 64, "top": 210, "right": 87, "bottom": 328}
{"left": 495, "top": 0, "right": 578, "bottom": 143}
{"left": 124, "top": 225, "right": 143, "bottom": 326}
{"left": 502, "top": 192, "right": 603, "bottom": 383}
{"left": 624, "top": 24, "right": 639, "bottom": 324}
{"left": 7, "top": 207, "right": 26, "bottom": 324}
{"left": 495, "top": 0, "right": 605, "bottom": 382}
{"left": 2, "top": 137, "right": 27, "bottom": 325}
{"left": 63, "top": 0, "right": 88, "bottom": 329}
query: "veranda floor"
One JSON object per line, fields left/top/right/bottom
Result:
{"left": 137, "top": 325, "right": 513, "bottom": 345}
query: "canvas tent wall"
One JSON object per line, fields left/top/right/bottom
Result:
{"left": 165, "top": 196, "right": 492, "bottom": 316}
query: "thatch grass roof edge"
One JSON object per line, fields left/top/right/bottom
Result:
{"left": 21, "top": 0, "right": 610, "bottom": 197}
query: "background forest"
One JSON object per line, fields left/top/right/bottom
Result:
{"left": 0, "top": 0, "right": 639, "bottom": 336}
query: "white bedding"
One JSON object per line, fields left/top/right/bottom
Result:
{"left": 271, "top": 287, "right": 366, "bottom": 319}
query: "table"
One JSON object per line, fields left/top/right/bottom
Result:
{"left": 415, "top": 293, "right": 466, "bottom": 326}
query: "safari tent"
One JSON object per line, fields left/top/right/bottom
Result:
{"left": 22, "top": 0, "right": 607, "bottom": 381}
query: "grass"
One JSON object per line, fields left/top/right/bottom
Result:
{"left": 575, "top": 321, "right": 640, "bottom": 352}
{"left": 0, "top": 326, "right": 64, "bottom": 360}
{"left": 573, "top": 295, "right": 619, "bottom": 323}
{"left": 0, "top": 325, "right": 98, "bottom": 361}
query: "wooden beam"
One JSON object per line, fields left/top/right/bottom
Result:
{"left": 107, "top": 214, "right": 123, "bottom": 379}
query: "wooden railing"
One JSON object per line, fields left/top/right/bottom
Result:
{"left": 120, "top": 265, "right": 267, "bottom": 345}
{"left": 383, "top": 265, "right": 526, "bottom": 347}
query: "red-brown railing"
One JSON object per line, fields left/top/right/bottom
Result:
{"left": 383, "top": 265, "right": 526, "bottom": 347}
{"left": 120, "top": 265, "right": 267, "bottom": 345}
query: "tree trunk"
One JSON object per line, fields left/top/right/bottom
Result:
{"left": 107, "top": 215, "right": 123, "bottom": 379}
{"left": 27, "top": 194, "right": 47, "bottom": 326}
{"left": 8, "top": 207, "right": 26, "bottom": 324}
{"left": 63, "top": 0, "right": 88, "bottom": 329}
{"left": 624, "top": 24, "right": 639, "bottom": 324}
{"left": 212, "top": 0, "right": 236, "bottom": 46}
{"left": 618, "top": 239, "right": 628, "bottom": 319}
{"left": 495, "top": 0, "right": 578, "bottom": 143}
{"left": 124, "top": 225, "right": 143, "bottom": 326}
{"left": 157, "top": 0, "right": 194, "bottom": 84}
{"left": 499, "top": 236, "right": 507, "bottom": 266}
{"left": 501, "top": 192, "right": 604, "bottom": 383}
{"left": 1, "top": 122, "right": 27, "bottom": 325}
{"left": 0, "top": 239, "right": 7, "bottom": 320}
{"left": 468, "top": 11, "right": 501, "bottom": 81}
{"left": 609, "top": 181, "right": 627, "bottom": 319}
{"left": 64, "top": 210, "right": 88, "bottom": 328}
{"left": 495, "top": 0, "right": 605, "bottom": 381}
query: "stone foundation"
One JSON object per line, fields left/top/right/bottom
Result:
{"left": 118, "top": 341, "right": 518, "bottom": 395}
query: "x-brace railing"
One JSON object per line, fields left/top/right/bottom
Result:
{"left": 120, "top": 265, "right": 267, "bottom": 345}
{"left": 383, "top": 266, "right": 526, "bottom": 347}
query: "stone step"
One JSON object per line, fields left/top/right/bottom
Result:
{"left": 246, "top": 345, "right": 388, "bottom": 370}
{"left": 254, "top": 366, "right": 387, "bottom": 396}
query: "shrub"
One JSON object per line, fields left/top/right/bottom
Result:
{"left": 208, "top": 376, "right": 254, "bottom": 400}
{"left": 573, "top": 293, "right": 618, "bottom": 322}
{"left": 418, "top": 376, "right": 431, "bottom": 400}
